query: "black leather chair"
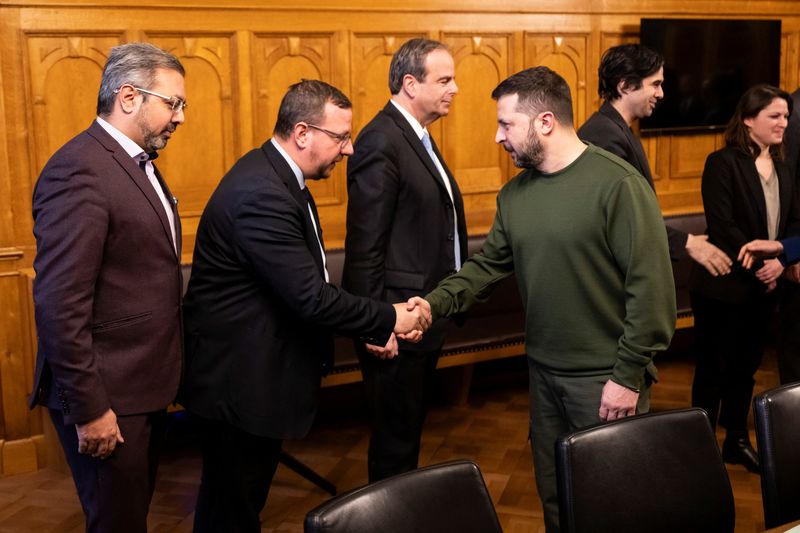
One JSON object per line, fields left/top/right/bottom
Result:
{"left": 753, "top": 382, "right": 800, "bottom": 529}
{"left": 555, "top": 408, "right": 734, "bottom": 533}
{"left": 304, "top": 460, "right": 502, "bottom": 533}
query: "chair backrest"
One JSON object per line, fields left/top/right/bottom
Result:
{"left": 555, "top": 407, "right": 734, "bottom": 533}
{"left": 754, "top": 382, "right": 800, "bottom": 529}
{"left": 304, "top": 460, "right": 502, "bottom": 533}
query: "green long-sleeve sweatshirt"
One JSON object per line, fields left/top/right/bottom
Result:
{"left": 426, "top": 144, "right": 676, "bottom": 390}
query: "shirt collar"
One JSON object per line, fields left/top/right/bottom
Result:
{"left": 95, "top": 116, "right": 149, "bottom": 162}
{"left": 270, "top": 137, "right": 305, "bottom": 190}
{"left": 390, "top": 99, "right": 428, "bottom": 141}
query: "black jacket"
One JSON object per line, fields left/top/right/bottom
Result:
{"left": 182, "top": 140, "right": 395, "bottom": 439}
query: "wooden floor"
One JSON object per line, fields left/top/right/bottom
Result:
{"left": 0, "top": 332, "right": 783, "bottom": 532}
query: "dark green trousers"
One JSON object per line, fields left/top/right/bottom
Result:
{"left": 528, "top": 359, "right": 651, "bottom": 533}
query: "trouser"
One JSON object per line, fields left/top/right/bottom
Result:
{"left": 528, "top": 360, "right": 651, "bottom": 533}
{"left": 690, "top": 291, "right": 775, "bottom": 432}
{"left": 50, "top": 408, "right": 167, "bottom": 533}
{"left": 358, "top": 346, "right": 440, "bottom": 482}
{"left": 192, "top": 415, "right": 282, "bottom": 533}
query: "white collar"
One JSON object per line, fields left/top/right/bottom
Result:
{"left": 95, "top": 116, "right": 148, "bottom": 161}
{"left": 389, "top": 99, "right": 428, "bottom": 141}
{"left": 270, "top": 137, "right": 305, "bottom": 191}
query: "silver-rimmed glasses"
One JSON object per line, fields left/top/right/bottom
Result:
{"left": 114, "top": 85, "right": 188, "bottom": 113}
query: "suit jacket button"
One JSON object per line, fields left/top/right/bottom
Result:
{"left": 447, "top": 233, "right": 454, "bottom": 241}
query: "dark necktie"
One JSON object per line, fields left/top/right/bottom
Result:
{"left": 303, "top": 187, "right": 330, "bottom": 282}
{"left": 303, "top": 186, "right": 324, "bottom": 247}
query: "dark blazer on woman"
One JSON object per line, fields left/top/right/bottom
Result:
{"left": 182, "top": 140, "right": 395, "bottom": 440}
{"left": 690, "top": 146, "right": 800, "bottom": 303}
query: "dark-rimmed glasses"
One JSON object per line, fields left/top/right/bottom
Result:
{"left": 306, "top": 123, "right": 351, "bottom": 147}
{"left": 114, "top": 85, "right": 188, "bottom": 113}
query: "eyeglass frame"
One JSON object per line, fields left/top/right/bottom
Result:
{"left": 114, "top": 84, "right": 188, "bottom": 113}
{"left": 305, "top": 123, "right": 351, "bottom": 147}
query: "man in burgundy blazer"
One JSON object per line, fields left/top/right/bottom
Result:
{"left": 29, "top": 43, "right": 186, "bottom": 533}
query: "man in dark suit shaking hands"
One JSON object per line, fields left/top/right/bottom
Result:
{"left": 30, "top": 43, "right": 186, "bottom": 533}
{"left": 342, "top": 38, "right": 467, "bottom": 482}
{"left": 182, "top": 79, "right": 430, "bottom": 533}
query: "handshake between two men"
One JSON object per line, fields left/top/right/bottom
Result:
{"left": 372, "top": 297, "right": 433, "bottom": 360}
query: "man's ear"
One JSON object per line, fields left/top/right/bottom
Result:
{"left": 538, "top": 111, "right": 556, "bottom": 135}
{"left": 117, "top": 85, "right": 139, "bottom": 114}
{"left": 293, "top": 122, "right": 311, "bottom": 149}
{"left": 617, "top": 79, "right": 632, "bottom": 96}
{"left": 402, "top": 74, "right": 419, "bottom": 99}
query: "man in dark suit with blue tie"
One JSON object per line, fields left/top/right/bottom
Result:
{"left": 343, "top": 38, "right": 467, "bottom": 482}
{"left": 182, "top": 79, "right": 431, "bottom": 532}
{"left": 30, "top": 43, "right": 186, "bottom": 532}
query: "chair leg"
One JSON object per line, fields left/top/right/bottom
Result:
{"left": 279, "top": 451, "right": 337, "bottom": 495}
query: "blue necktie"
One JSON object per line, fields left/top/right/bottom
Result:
{"left": 421, "top": 132, "right": 461, "bottom": 271}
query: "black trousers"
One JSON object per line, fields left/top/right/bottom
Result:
{"left": 192, "top": 415, "right": 282, "bottom": 533}
{"left": 778, "top": 283, "right": 800, "bottom": 384}
{"left": 358, "top": 346, "right": 440, "bottom": 482}
{"left": 690, "top": 291, "right": 775, "bottom": 433}
{"left": 50, "top": 408, "right": 167, "bottom": 533}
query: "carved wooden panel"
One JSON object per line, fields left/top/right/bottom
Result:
{"left": 252, "top": 33, "right": 344, "bottom": 210}
{"left": 524, "top": 33, "right": 588, "bottom": 127}
{"left": 0, "top": 274, "right": 35, "bottom": 441}
{"left": 144, "top": 35, "right": 237, "bottom": 230}
{"left": 349, "top": 33, "right": 425, "bottom": 135}
{"left": 443, "top": 34, "right": 512, "bottom": 192}
{"left": 25, "top": 34, "right": 122, "bottom": 175}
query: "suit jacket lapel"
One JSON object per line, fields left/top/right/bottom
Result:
{"left": 382, "top": 102, "right": 453, "bottom": 195}
{"left": 153, "top": 164, "right": 182, "bottom": 259}
{"left": 261, "top": 141, "right": 326, "bottom": 276}
{"left": 599, "top": 102, "right": 656, "bottom": 187}
{"left": 87, "top": 121, "right": 179, "bottom": 259}
{"left": 739, "top": 153, "right": 768, "bottom": 234}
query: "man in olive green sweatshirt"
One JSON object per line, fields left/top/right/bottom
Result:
{"left": 423, "top": 67, "right": 676, "bottom": 532}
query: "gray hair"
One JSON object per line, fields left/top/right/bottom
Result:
{"left": 388, "top": 38, "right": 448, "bottom": 95}
{"left": 96, "top": 42, "right": 185, "bottom": 116}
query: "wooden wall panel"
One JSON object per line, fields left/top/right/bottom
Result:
{"left": 145, "top": 34, "right": 237, "bottom": 251}
{"left": 1, "top": 0, "right": 799, "bottom": 474}
{"left": 524, "top": 33, "right": 589, "bottom": 127}
{"left": 25, "top": 35, "right": 121, "bottom": 177}
{"left": 443, "top": 33, "right": 514, "bottom": 232}
{"left": 350, "top": 33, "right": 425, "bottom": 135}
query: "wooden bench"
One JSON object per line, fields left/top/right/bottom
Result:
{"left": 665, "top": 212, "right": 709, "bottom": 330}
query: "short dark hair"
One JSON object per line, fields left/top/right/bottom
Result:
{"left": 491, "top": 66, "right": 574, "bottom": 126}
{"left": 598, "top": 44, "right": 664, "bottom": 101}
{"left": 388, "top": 38, "right": 448, "bottom": 95}
{"left": 725, "top": 83, "right": 793, "bottom": 160}
{"left": 273, "top": 79, "right": 352, "bottom": 139}
{"left": 97, "top": 42, "right": 185, "bottom": 116}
